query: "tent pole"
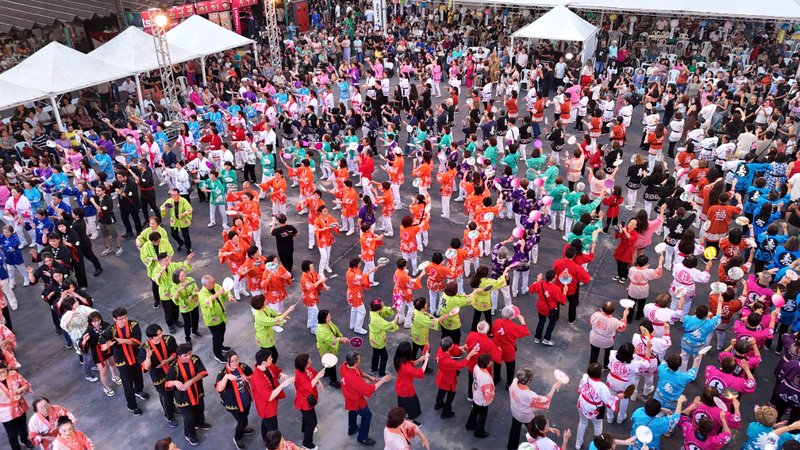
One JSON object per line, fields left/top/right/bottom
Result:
{"left": 201, "top": 56, "right": 207, "bottom": 86}
{"left": 50, "top": 96, "right": 65, "bottom": 132}
{"left": 134, "top": 73, "right": 146, "bottom": 116}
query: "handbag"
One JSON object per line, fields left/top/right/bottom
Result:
{"left": 306, "top": 394, "right": 318, "bottom": 407}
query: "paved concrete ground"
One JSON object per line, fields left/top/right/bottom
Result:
{"left": 7, "top": 87, "right": 783, "bottom": 450}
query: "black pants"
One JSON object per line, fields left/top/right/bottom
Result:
{"left": 441, "top": 327, "right": 462, "bottom": 346}
{"left": 772, "top": 386, "right": 800, "bottom": 423}
{"left": 277, "top": 245, "right": 294, "bottom": 273}
{"left": 616, "top": 260, "right": 630, "bottom": 279}
{"left": 80, "top": 242, "right": 102, "bottom": 271}
{"left": 209, "top": 323, "right": 226, "bottom": 360}
{"left": 603, "top": 216, "right": 619, "bottom": 233}
{"left": 300, "top": 409, "right": 317, "bottom": 448}
{"left": 776, "top": 323, "right": 792, "bottom": 351}
{"left": 243, "top": 163, "right": 257, "bottom": 183}
{"left": 154, "top": 382, "right": 177, "bottom": 420}
{"left": 411, "top": 343, "right": 423, "bottom": 360}
{"left": 2, "top": 306, "right": 12, "bottom": 331}
{"left": 118, "top": 362, "right": 144, "bottom": 410}
{"left": 140, "top": 190, "right": 161, "bottom": 222}
{"left": 260, "top": 416, "right": 278, "bottom": 442}
{"left": 260, "top": 345, "right": 279, "bottom": 364}
{"left": 507, "top": 417, "right": 527, "bottom": 450}
{"left": 589, "top": 345, "right": 612, "bottom": 369}
{"left": 536, "top": 309, "right": 559, "bottom": 340}
{"left": 371, "top": 347, "right": 388, "bottom": 376}
{"left": 163, "top": 299, "right": 180, "bottom": 327}
{"left": 171, "top": 226, "right": 192, "bottom": 251}
{"left": 151, "top": 280, "right": 161, "bottom": 308}
{"left": 435, "top": 389, "right": 456, "bottom": 415}
{"left": 567, "top": 287, "right": 580, "bottom": 323}
{"left": 2, "top": 413, "right": 29, "bottom": 450}
{"left": 471, "top": 309, "right": 493, "bottom": 331}
{"left": 180, "top": 400, "right": 205, "bottom": 440}
{"left": 229, "top": 406, "right": 251, "bottom": 441}
{"left": 667, "top": 141, "right": 677, "bottom": 158}
{"left": 182, "top": 309, "right": 200, "bottom": 342}
{"left": 493, "top": 360, "right": 515, "bottom": 388}
{"left": 120, "top": 206, "right": 142, "bottom": 234}
{"left": 324, "top": 365, "right": 338, "bottom": 383}
{"left": 465, "top": 403, "right": 489, "bottom": 435}
{"left": 629, "top": 297, "right": 647, "bottom": 322}
{"left": 73, "top": 254, "right": 88, "bottom": 288}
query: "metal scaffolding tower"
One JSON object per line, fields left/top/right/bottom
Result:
{"left": 149, "top": 8, "right": 180, "bottom": 120}
{"left": 263, "top": 0, "right": 283, "bottom": 70}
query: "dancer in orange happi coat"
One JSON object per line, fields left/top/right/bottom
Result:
{"left": 284, "top": 159, "right": 315, "bottom": 214}
{"left": 436, "top": 161, "right": 457, "bottom": 219}
{"left": 337, "top": 180, "right": 359, "bottom": 236}
{"left": 393, "top": 258, "right": 423, "bottom": 328}
{"left": 238, "top": 246, "right": 267, "bottom": 297}
{"left": 218, "top": 230, "right": 250, "bottom": 300}
{"left": 384, "top": 149, "right": 404, "bottom": 209}
{"left": 373, "top": 181, "right": 395, "bottom": 237}
{"left": 297, "top": 190, "right": 326, "bottom": 250}
{"left": 346, "top": 257, "right": 380, "bottom": 335}
{"left": 258, "top": 170, "right": 287, "bottom": 216}
{"left": 231, "top": 191, "right": 263, "bottom": 248}
{"left": 359, "top": 222, "right": 384, "bottom": 285}
{"left": 260, "top": 256, "right": 293, "bottom": 330}
{"left": 412, "top": 154, "right": 433, "bottom": 195}
{"left": 313, "top": 205, "right": 338, "bottom": 275}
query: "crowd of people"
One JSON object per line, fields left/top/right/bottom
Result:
{"left": 1, "top": 2, "right": 800, "bottom": 450}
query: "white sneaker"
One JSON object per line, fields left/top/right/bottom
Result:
{"left": 208, "top": 222, "right": 216, "bottom": 227}
{"left": 273, "top": 326, "right": 284, "bottom": 333}
{"left": 616, "top": 414, "right": 627, "bottom": 423}
{"left": 27, "top": 242, "right": 35, "bottom": 248}
{"left": 541, "top": 339, "right": 554, "bottom": 346}
{"left": 112, "top": 376, "right": 122, "bottom": 385}
{"left": 354, "top": 328, "right": 368, "bottom": 335}
{"left": 370, "top": 281, "right": 379, "bottom": 286}
{"left": 104, "top": 386, "right": 116, "bottom": 397}
{"left": 346, "top": 229, "right": 354, "bottom": 236}
{"left": 115, "top": 247, "right": 124, "bottom": 257}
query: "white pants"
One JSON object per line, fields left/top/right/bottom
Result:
{"left": 644, "top": 200, "right": 654, "bottom": 218}
{"left": 398, "top": 301, "right": 414, "bottom": 327}
{"left": 402, "top": 252, "right": 418, "bottom": 273}
{"left": 564, "top": 217, "right": 574, "bottom": 239}
{"left": 318, "top": 246, "right": 332, "bottom": 273}
{"left": 530, "top": 245, "right": 539, "bottom": 265}
{"left": 606, "top": 398, "right": 630, "bottom": 422}
{"left": 232, "top": 275, "right": 246, "bottom": 300}
{"left": 364, "top": 260, "right": 375, "bottom": 284}
{"left": 550, "top": 150, "right": 560, "bottom": 165}
{"left": 575, "top": 414, "right": 603, "bottom": 448}
{"left": 553, "top": 210, "right": 565, "bottom": 230}
{"left": 431, "top": 80, "right": 441, "bottom": 97}
{"left": 491, "top": 286, "right": 512, "bottom": 311}
{"left": 307, "top": 224, "right": 315, "bottom": 248}
{"left": 12, "top": 222, "right": 31, "bottom": 246}
{"left": 391, "top": 183, "right": 402, "bottom": 208}
{"left": 350, "top": 305, "right": 366, "bottom": 331}
{"left": 209, "top": 204, "right": 226, "bottom": 225}
{"left": 647, "top": 153, "right": 660, "bottom": 173}
{"left": 86, "top": 216, "right": 98, "bottom": 238}
{"left": 381, "top": 216, "right": 393, "bottom": 236}
{"left": 341, "top": 216, "right": 355, "bottom": 232}
{"left": 481, "top": 239, "right": 491, "bottom": 256}
{"left": 519, "top": 144, "right": 528, "bottom": 160}
{"left": 272, "top": 201, "right": 287, "bottom": 216}
{"left": 626, "top": 188, "right": 638, "bottom": 209}
{"left": 670, "top": 292, "right": 692, "bottom": 321}
{"left": 268, "top": 300, "right": 284, "bottom": 315}
{"left": 464, "top": 258, "right": 479, "bottom": 277}
{"left": 6, "top": 264, "right": 26, "bottom": 288}
{"left": 251, "top": 227, "right": 262, "bottom": 250}
{"left": 441, "top": 195, "right": 451, "bottom": 218}
{"left": 634, "top": 372, "right": 655, "bottom": 398}
{"left": 428, "top": 289, "right": 443, "bottom": 315}
{"left": 1, "top": 278, "right": 17, "bottom": 309}
{"left": 416, "top": 231, "right": 428, "bottom": 250}
{"left": 664, "top": 245, "right": 676, "bottom": 270}
{"left": 361, "top": 177, "right": 375, "bottom": 202}
{"left": 512, "top": 270, "right": 529, "bottom": 296}
{"left": 306, "top": 304, "right": 319, "bottom": 332}
{"left": 502, "top": 201, "right": 513, "bottom": 219}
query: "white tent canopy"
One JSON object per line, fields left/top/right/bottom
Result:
{"left": 0, "top": 42, "right": 131, "bottom": 130}
{"left": 90, "top": 26, "right": 197, "bottom": 113}
{"left": 511, "top": 4, "right": 597, "bottom": 41}
{"left": 454, "top": 0, "right": 800, "bottom": 21}
{"left": 166, "top": 15, "right": 255, "bottom": 84}
{"left": 511, "top": 5, "right": 598, "bottom": 67}
{"left": 0, "top": 80, "right": 47, "bottom": 110}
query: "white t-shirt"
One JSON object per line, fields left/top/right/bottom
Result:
{"left": 555, "top": 62, "right": 567, "bottom": 79}
{"left": 525, "top": 435, "right": 561, "bottom": 450}
{"left": 472, "top": 366, "right": 495, "bottom": 406}
{"left": 789, "top": 172, "right": 800, "bottom": 200}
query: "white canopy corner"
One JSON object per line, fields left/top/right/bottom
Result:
{"left": 0, "top": 79, "right": 48, "bottom": 110}
{"left": 89, "top": 26, "right": 197, "bottom": 74}
{"left": 166, "top": 15, "right": 254, "bottom": 58}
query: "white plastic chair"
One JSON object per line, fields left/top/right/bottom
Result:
{"left": 666, "top": 53, "right": 678, "bottom": 65}
{"left": 176, "top": 75, "right": 189, "bottom": 95}
{"left": 520, "top": 68, "right": 530, "bottom": 91}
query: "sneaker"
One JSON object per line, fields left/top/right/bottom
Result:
{"left": 303, "top": 446, "right": 319, "bottom": 450}
{"left": 214, "top": 356, "right": 226, "bottom": 364}
{"left": 115, "top": 247, "right": 124, "bottom": 256}
{"left": 542, "top": 339, "right": 554, "bottom": 346}
{"left": 233, "top": 437, "right": 245, "bottom": 450}
{"left": 369, "top": 370, "right": 379, "bottom": 376}
{"left": 618, "top": 278, "right": 628, "bottom": 284}
{"left": 370, "top": 281, "right": 380, "bottom": 286}
{"left": 357, "top": 438, "right": 376, "bottom": 446}
{"left": 441, "top": 411, "right": 456, "bottom": 418}
{"left": 93, "top": 267, "right": 103, "bottom": 277}
{"left": 103, "top": 386, "right": 115, "bottom": 397}
{"left": 616, "top": 414, "right": 627, "bottom": 424}
{"left": 347, "top": 229, "right": 355, "bottom": 236}
{"left": 207, "top": 223, "right": 216, "bottom": 228}
{"left": 166, "top": 417, "right": 178, "bottom": 428}
{"left": 135, "top": 391, "right": 150, "bottom": 400}
{"left": 112, "top": 376, "right": 122, "bottom": 385}
{"left": 243, "top": 427, "right": 255, "bottom": 435}
{"left": 85, "top": 375, "right": 99, "bottom": 383}
{"left": 129, "top": 407, "right": 143, "bottom": 416}
{"left": 100, "top": 248, "right": 112, "bottom": 256}
{"left": 185, "top": 436, "right": 199, "bottom": 446}
{"left": 611, "top": 275, "right": 620, "bottom": 281}
{"left": 354, "top": 328, "right": 368, "bottom": 335}
{"left": 273, "top": 326, "right": 284, "bottom": 333}
{"left": 196, "top": 423, "right": 212, "bottom": 431}
{"left": 533, "top": 338, "right": 540, "bottom": 344}
{"left": 65, "top": 342, "right": 73, "bottom": 349}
